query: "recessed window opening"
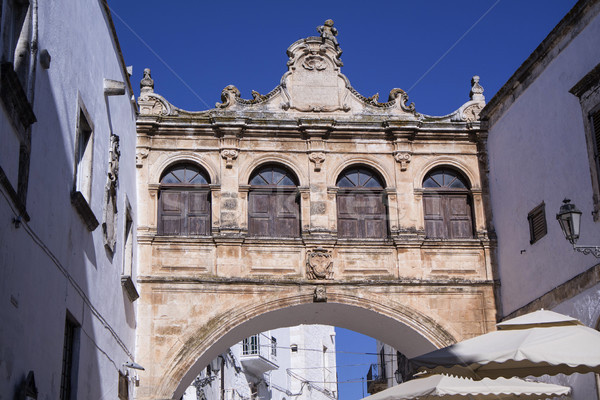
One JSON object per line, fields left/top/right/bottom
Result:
{"left": 158, "top": 163, "right": 211, "bottom": 236}
{"left": 336, "top": 166, "right": 387, "bottom": 238}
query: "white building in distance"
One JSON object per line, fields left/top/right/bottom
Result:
{"left": 183, "top": 325, "right": 337, "bottom": 400}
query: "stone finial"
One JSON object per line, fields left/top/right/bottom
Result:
{"left": 470, "top": 75, "right": 485, "bottom": 102}
{"left": 317, "top": 19, "right": 339, "bottom": 48}
{"left": 140, "top": 68, "right": 154, "bottom": 94}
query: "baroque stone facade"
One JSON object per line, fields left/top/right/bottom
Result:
{"left": 135, "top": 21, "right": 496, "bottom": 400}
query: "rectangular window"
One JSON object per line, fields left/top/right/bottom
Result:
{"left": 242, "top": 335, "right": 259, "bottom": 355}
{"left": 528, "top": 202, "right": 547, "bottom": 244}
{"left": 60, "top": 315, "right": 79, "bottom": 400}
{"left": 71, "top": 98, "right": 98, "bottom": 230}
{"left": 121, "top": 203, "right": 139, "bottom": 301}
{"left": 271, "top": 336, "right": 277, "bottom": 357}
{"left": 123, "top": 207, "right": 134, "bottom": 276}
{"left": 75, "top": 108, "right": 93, "bottom": 202}
{"left": 590, "top": 109, "right": 600, "bottom": 186}
{"left": 570, "top": 63, "right": 600, "bottom": 219}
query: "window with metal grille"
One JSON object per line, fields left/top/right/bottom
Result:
{"left": 60, "top": 316, "right": 79, "bottom": 400}
{"left": 271, "top": 337, "right": 277, "bottom": 357}
{"left": 527, "top": 202, "right": 547, "bottom": 244}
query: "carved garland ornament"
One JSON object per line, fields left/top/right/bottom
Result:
{"left": 307, "top": 248, "right": 333, "bottom": 280}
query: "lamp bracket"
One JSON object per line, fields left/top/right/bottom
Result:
{"left": 573, "top": 245, "right": 600, "bottom": 258}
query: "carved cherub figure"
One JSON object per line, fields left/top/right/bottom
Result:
{"left": 317, "top": 19, "right": 339, "bottom": 48}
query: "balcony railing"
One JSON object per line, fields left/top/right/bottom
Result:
{"left": 240, "top": 334, "right": 278, "bottom": 376}
{"left": 366, "top": 363, "right": 387, "bottom": 394}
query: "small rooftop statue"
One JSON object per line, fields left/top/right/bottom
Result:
{"left": 317, "top": 19, "right": 339, "bottom": 48}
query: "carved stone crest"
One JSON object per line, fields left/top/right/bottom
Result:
{"left": 308, "top": 152, "right": 326, "bottom": 172}
{"left": 313, "top": 285, "right": 327, "bottom": 302}
{"left": 302, "top": 55, "right": 327, "bottom": 71}
{"left": 307, "top": 248, "right": 333, "bottom": 280}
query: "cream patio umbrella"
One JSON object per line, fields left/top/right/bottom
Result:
{"left": 410, "top": 310, "right": 600, "bottom": 379}
{"left": 360, "top": 374, "right": 571, "bottom": 400}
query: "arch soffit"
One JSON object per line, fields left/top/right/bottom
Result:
{"left": 415, "top": 158, "right": 479, "bottom": 190}
{"left": 150, "top": 152, "right": 219, "bottom": 185}
{"left": 160, "top": 291, "right": 458, "bottom": 399}
{"left": 328, "top": 157, "right": 392, "bottom": 189}
{"left": 239, "top": 155, "right": 307, "bottom": 187}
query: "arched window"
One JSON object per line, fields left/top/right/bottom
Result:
{"left": 248, "top": 164, "right": 300, "bottom": 237}
{"left": 158, "top": 163, "right": 211, "bottom": 236}
{"left": 336, "top": 166, "right": 387, "bottom": 238}
{"left": 422, "top": 167, "right": 473, "bottom": 239}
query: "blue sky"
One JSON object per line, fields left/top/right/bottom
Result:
{"left": 109, "top": 1, "right": 578, "bottom": 399}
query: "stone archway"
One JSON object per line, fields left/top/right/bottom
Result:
{"left": 135, "top": 280, "right": 494, "bottom": 400}
{"left": 135, "top": 21, "right": 497, "bottom": 400}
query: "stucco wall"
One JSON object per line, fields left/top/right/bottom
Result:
{"left": 486, "top": 2, "right": 600, "bottom": 315}
{"left": 0, "top": 1, "right": 138, "bottom": 399}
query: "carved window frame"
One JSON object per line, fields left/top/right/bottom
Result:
{"left": 71, "top": 95, "right": 98, "bottom": 231}
{"left": 570, "top": 63, "right": 600, "bottom": 221}
{"left": 121, "top": 198, "right": 139, "bottom": 302}
{"left": 0, "top": 0, "right": 35, "bottom": 222}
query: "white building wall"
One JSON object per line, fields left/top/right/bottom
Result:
{"left": 486, "top": 0, "right": 600, "bottom": 316}
{"left": 0, "top": 0, "right": 138, "bottom": 399}
{"left": 184, "top": 325, "right": 336, "bottom": 400}
{"left": 485, "top": 1, "right": 600, "bottom": 399}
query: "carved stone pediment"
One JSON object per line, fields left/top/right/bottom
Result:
{"left": 209, "top": 20, "right": 419, "bottom": 119}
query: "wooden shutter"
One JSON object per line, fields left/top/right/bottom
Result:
{"left": 188, "top": 190, "right": 210, "bottom": 235}
{"left": 423, "top": 195, "right": 445, "bottom": 238}
{"left": 248, "top": 192, "right": 271, "bottom": 236}
{"left": 592, "top": 110, "right": 600, "bottom": 179}
{"left": 361, "top": 193, "right": 387, "bottom": 238}
{"left": 337, "top": 192, "right": 386, "bottom": 238}
{"left": 337, "top": 193, "right": 360, "bottom": 238}
{"left": 274, "top": 192, "right": 299, "bottom": 237}
{"left": 446, "top": 194, "right": 473, "bottom": 238}
{"left": 159, "top": 191, "right": 184, "bottom": 235}
{"left": 527, "top": 202, "right": 547, "bottom": 244}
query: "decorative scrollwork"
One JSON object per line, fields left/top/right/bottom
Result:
{"left": 302, "top": 55, "right": 327, "bottom": 71}
{"left": 221, "top": 149, "right": 239, "bottom": 168}
{"left": 394, "top": 152, "right": 412, "bottom": 171}
{"left": 308, "top": 152, "right": 326, "bottom": 171}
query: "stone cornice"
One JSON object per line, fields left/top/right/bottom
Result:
{"left": 137, "top": 275, "right": 495, "bottom": 287}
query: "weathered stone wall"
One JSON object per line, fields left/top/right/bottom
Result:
{"left": 134, "top": 27, "right": 496, "bottom": 400}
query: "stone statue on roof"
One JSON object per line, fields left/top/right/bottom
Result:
{"left": 317, "top": 19, "right": 339, "bottom": 48}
